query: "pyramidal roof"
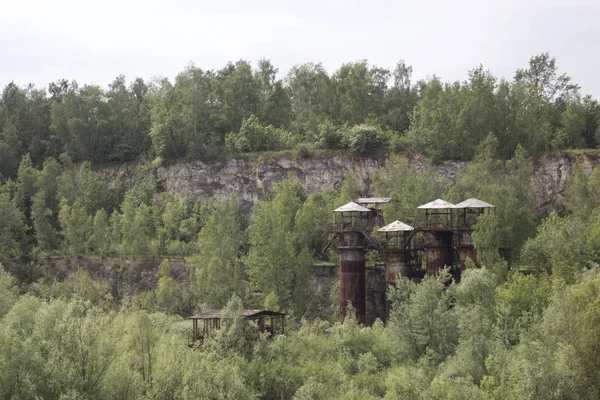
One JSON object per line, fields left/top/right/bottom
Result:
{"left": 417, "top": 199, "right": 455, "bottom": 209}
{"left": 378, "top": 220, "right": 414, "bottom": 232}
{"left": 334, "top": 201, "right": 371, "bottom": 213}
{"left": 453, "top": 198, "right": 495, "bottom": 209}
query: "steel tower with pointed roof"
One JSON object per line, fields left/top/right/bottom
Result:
{"left": 452, "top": 198, "right": 496, "bottom": 269}
{"left": 378, "top": 220, "right": 420, "bottom": 321}
{"left": 416, "top": 199, "right": 457, "bottom": 276}
{"left": 378, "top": 220, "right": 416, "bottom": 284}
{"left": 326, "top": 201, "right": 380, "bottom": 324}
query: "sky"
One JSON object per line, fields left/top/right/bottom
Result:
{"left": 1, "top": 0, "right": 599, "bottom": 97}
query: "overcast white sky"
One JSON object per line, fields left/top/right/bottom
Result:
{"left": 1, "top": 0, "right": 599, "bottom": 97}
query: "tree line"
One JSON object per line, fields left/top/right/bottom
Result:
{"left": 2, "top": 53, "right": 600, "bottom": 182}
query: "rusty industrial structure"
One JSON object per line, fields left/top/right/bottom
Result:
{"left": 189, "top": 197, "right": 495, "bottom": 335}
{"left": 324, "top": 201, "right": 375, "bottom": 324}
{"left": 189, "top": 309, "right": 285, "bottom": 344}
{"left": 326, "top": 197, "right": 495, "bottom": 323}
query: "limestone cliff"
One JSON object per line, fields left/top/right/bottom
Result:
{"left": 100, "top": 152, "right": 600, "bottom": 216}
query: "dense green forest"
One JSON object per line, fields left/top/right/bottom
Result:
{"left": 1, "top": 53, "right": 599, "bottom": 182}
{"left": 2, "top": 53, "right": 600, "bottom": 399}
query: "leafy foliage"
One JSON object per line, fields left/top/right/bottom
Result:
{"left": 1, "top": 51, "right": 600, "bottom": 399}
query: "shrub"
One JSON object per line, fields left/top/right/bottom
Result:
{"left": 344, "top": 124, "right": 386, "bottom": 155}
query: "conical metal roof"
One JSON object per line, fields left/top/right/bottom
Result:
{"left": 333, "top": 201, "right": 371, "bottom": 213}
{"left": 417, "top": 199, "right": 455, "bottom": 209}
{"left": 378, "top": 220, "right": 414, "bottom": 232}
{"left": 453, "top": 198, "right": 495, "bottom": 209}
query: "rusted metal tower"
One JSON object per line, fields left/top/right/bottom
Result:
{"left": 324, "top": 196, "right": 496, "bottom": 324}
{"left": 378, "top": 220, "right": 417, "bottom": 320}
{"left": 378, "top": 220, "right": 416, "bottom": 284}
{"left": 328, "top": 201, "right": 378, "bottom": 324}
{"left": 452, "top": 198, "right": 495, "bottom": 268}
{"left": 417, "top": 199, "right": 457, "bottom": 276}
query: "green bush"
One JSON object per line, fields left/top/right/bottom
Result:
{"left": 344, "top": 124, "right": 387, "bottom": 155}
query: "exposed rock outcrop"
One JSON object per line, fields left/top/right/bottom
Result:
{"left": 99, "top": 152, "right": 600, "bottom": 217}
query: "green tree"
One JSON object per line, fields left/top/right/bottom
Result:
{"left": 50, "top": 83, "right": 111, "bottom": 162}
{"left": 191, "top": 194, "right": 245, "bottom": 308}
{"left": 451, "top": 138, "right": 535, "bottom": 259}
{"left": 343, "top": 124, "right": 386, "bottom": 155}
{"left": 333, "top": 60, "right": 389, "bottom": 125}
{"left": 0, "top": 189, "right": 25, "bottom": 257}
{"left": 521, "top": 212, "right": 587, "bottom": 278}
{"left": 148, "top": 77, "right": 185, "bottom": 159}
{"left": 383, "top": 61, "right": 419, "bottom": 133}
{"left": 246, "top": 175, "right": 312, "bottom": 312}
{"left": 515, "top": 52, "right": 579, "bottom": 103}
{"left": 131, "top": 204, "right": 153, "bottom": 256}
{"left": 563, "top": 162, "right": 598, "bottom": 221}
{"left": 154, "top": 192, "right": 186, "bottom": 255}
{"left": 109, "top": 210, "right": 122, "bottom": 256}
{"left": 106, "top": 75, "right": 151, "bottom": 161}
{"left": 440, "top": 267, "right": 498, "bottom": 385}
{"left": 51, "top": 301, "right": 117, "bottom": 397}
{"left": 0, "top": 122, "right": 20, "bottom": 181}
{"left": 494, "top": 272, "right": 551, "bottom": 347}
{"left": 59, "top": 199, "right": 90, "bottom": 256}
{"left": 372, "top": 156, "right": 446, "bottom": 226}
{"left": 120, "top": 194, "right": 153, "bottom": 257}
{"left": 287, "top": 63, "right": 335, "bottom": 139}
{"left": 155, "top": 259, "right": 180, "bottom": 314}
{"left": 214, "top": 60, "right": 261, "bottom": 135}
{"left": 0, "top": 266, "right": 17, "bottom": 317}
{"left": 256, "top": 59, "right": 292, "bottom": 128}
{"left": 226, "top": 114, "right": 278, "bottom": 153}
{"left": 336, "top": 172, "right": 361, "bottom": 208}
{"left": 387, "top": 270, "right": 458, "bottom": 363}
{"left": 14, "top": 153, "right": 38, "bottom": 221}
{"left": 205, "top": 295, "right": 260, "bottom": 360}
{"left": 294, "top": 191, "right": 334, "bottom": 258}
{"left": 172, "top": 66, "right": 221, "bottom": 158}
{"left": 31, "top": 189, "right": 60, "bottom": 252}
{"left": 90, "top": 209, "right": 110, "bottom": 257}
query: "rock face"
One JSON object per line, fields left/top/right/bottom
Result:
{"left": 532, "top": 153, "right": 599, "bottom": 216}
{"left": 100, "top": 152, "right": 600, "bottom": 216}
{"left": 155, "top": 155, "right": 388, "bottom": 213}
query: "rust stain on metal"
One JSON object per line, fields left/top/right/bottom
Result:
{"left": 339, "top": 243, "right": 366, "bottom": 324}
{"left": 425, "top": 231, "right": 453, "bottom": 275}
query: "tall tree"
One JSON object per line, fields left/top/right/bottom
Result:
{"left": 31, "top": 190, "right": 60, "bottom": 252}
{"left": 148, "top": 77, "right": 183, "bottom": 159}
{"left": 384, "top": 61, "right": 419, "bottom": 133}
{"left": 246, "top": 175, "right": 312, "bottom": 312}
{"left": 59, "top": 199, "right": 90, "bottom": 256}
{"left": 191, "top": 194, "right": 246, "bottom": 308}
{"left": 0, "top": 189, "right": 25, "bottom": 257}
{"left": 174, "top": 67, "right": 220, "bottom": 158}
{"left": 90, "top": 208, "right": 110, "bottom": 257}
{"left": 214, "top": 60, "right": 261, "bottom": 135}
{"left": 287, "top": 63, "right": 335, "bottom": 139}
{"left": 106, "top": 75, "right": 151, "bottom": 161}
{"left": 333, "top": 60, "right": 389, "bottom": 125}
{"left": 50, "top": 83, "right": 110, "bottom": 162}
